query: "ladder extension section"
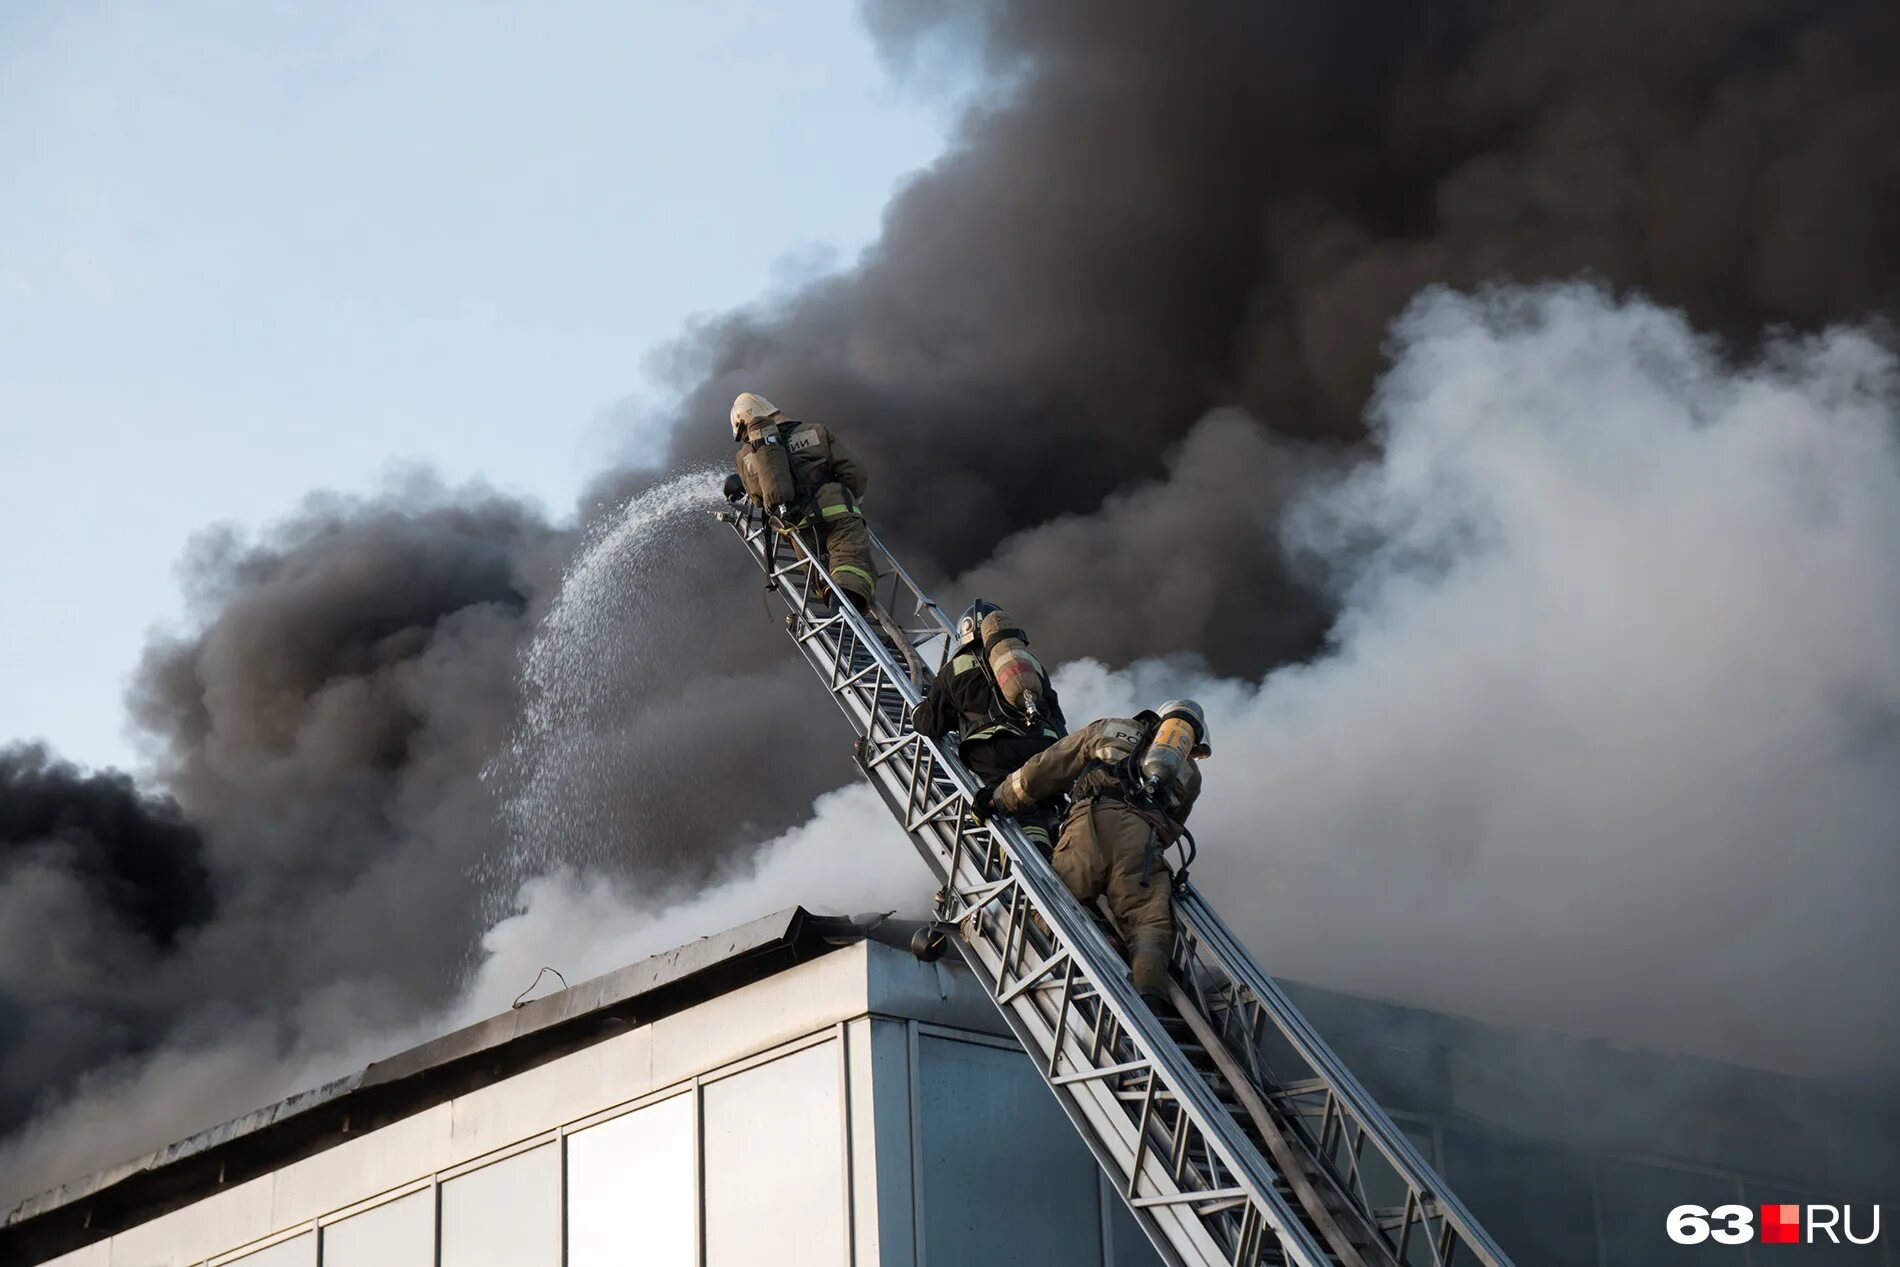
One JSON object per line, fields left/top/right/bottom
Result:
{"left": 719, "top": 507, "right": 1513, "bottom": 1267}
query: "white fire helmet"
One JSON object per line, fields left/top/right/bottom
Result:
{"left": 730, "top": 392, "right": 782, "bottom": 439}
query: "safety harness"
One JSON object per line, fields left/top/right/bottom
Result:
{"left": 1075, "top": 718, "right": 1198, "bottom": 889}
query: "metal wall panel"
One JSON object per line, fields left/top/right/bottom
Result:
{"left": 108, "top": 1176, "right": 277, "bottom": 1267}
{"left": 649, "top": 954, "right": 868, "bottom": 1091}
{"left": 702, "top": 1041, "right": 847, "bottom": 1267}
{"left": 566, "top": 1093, "right": 696, "bottom": 1267}
{"left": 38, "top": 1241, "right": 107, "bottom": 1267}
{"left": 864, "top": 947, "right": 1011, "bottom": 1039}
{"left": 914, "top": 1033, "right": 1103, "bottom": 1267}
{"left": 319, "top": 1190, "right": 431, "bottom": 1267}
{"left": 438, "top": 1143, "right": 559, "bottom": 1267}
{"left": 448, "top": 1029, "right": 652, "bottom": 1164}
{"left": 267, "top": 1104, "right": 452, "bottom": 1232}
{"left": 224, "top": 1232, "right": 314, "bottom": 1266}
{"left": 848, "top": 1019, "right": 919, "bottom": 1267}
{"left": 1103, "top": 1177, "right": 1167, "bottom": 1267}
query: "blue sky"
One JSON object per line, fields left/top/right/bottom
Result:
{"left": 0, "top": 1, "right": 953, "bottom": 770}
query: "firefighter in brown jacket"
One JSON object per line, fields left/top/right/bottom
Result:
{"left": 983, "top": 701, "right": 1210, "bottom": 1002}
{"left": 727, "top": 392, "right": 875, "bottom": 609}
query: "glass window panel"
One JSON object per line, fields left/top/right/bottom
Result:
{"left": 1105, "top": 1175, "right": 1168, "bottom": 1267}
{"left": 321, "top": 1190, "right": 431, "bottom": 1267}
{"left": 228, "top": 1232, "right": 314, "bottom": 1266}
{"left": 917, "top": 1035, "right": 1102, "bottom": 1267}
{"left": 567, "top": 1093, "right": 696, "bottom": 1267}
{"left": 440, "top": 1143, "right": 560, "bottom": 1267}
{"left": 1354, "top": 1120, "right": 1440, "bottom": 1220}
{"left": 1441, "top": 1128, "right": 1596, "bottom": 1267}
{"left": 703, "top": 1042, "right": 846, "bottom": 1267}
{"left": 1596, "top": 1156, "right": 1736, "bottom": 1265}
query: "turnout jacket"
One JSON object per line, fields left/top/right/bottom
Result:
{"left": 913, "top": 653, "right": 1063, "bottom": 745}
{"left": 785, "top": 420, "right": 867, "bottom": 499}
{"left": 734, "top": 418, "right": 868, "bottom": 506}
{"left": 993, "top": 717, "right": 1201, "bottom": 823}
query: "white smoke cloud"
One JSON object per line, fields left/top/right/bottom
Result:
{"left": 1061, "top": 284, "right": 1900, "bottom": 1073}
{"left": 456, "top": 783, "right": 930, "bottom": 1022}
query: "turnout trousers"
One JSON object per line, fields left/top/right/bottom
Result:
{"left": 1052, "top": 798, "right": 1174, "bottom": 997}
{"left": 962, "top": 730, "right": 1060, "bottom": 856}
{"left": 811, "top": 482, "right": 874, "bottom": 604}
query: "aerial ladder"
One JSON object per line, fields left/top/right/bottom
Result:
{"left": 718, "top": 501, "right": 1515, "bottom": 1267}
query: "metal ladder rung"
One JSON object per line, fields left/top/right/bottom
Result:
{"left": 997, "top": 950, "right": 1073, "bottom": 1003}
{"left": 1051, "top": 1058, "right": 1153, "bottom": 1087}
{"left": 1132, "top": 1187, "right": 1251, "bottom": 1211}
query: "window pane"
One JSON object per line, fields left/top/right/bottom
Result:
{"left": 703, "top": 1043, "right": 845, "bottom": 1267}
{"left": 1440, "top": 1128, "right": 1596, "bottom": 1267}
{"left": 917, "top": 1035, "right": 1102, "bottom": 1267}
{"left": 1105, "top": 1175, "right": 1168, "bottom": 1267}
{"left": 1596, "top": 1157, "right": 1734, "bottom": 1265}
{"left": 567, "top": 1093, "right": 696, "bottom": 1267}
{"left": 1356, "top": 1121, "right": 1439, "bottom": 1219}
{"left": 322, "top": 1190, "right": 431, "bottom": 1267}
{"left": 229, "top": 1233, "right": 314, "bottom": 1266}
{"left": 440, "top": 1143, "right": 560, "bottom": 1267}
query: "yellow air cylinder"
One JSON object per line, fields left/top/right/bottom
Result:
{"left": 978, "top": 609, "right": 1047, "bottom": 720}
{"left": 1139, "top": 714, "right": 1199, "bottom": 795}
{"left": 738, "top": 417, "right": 798, "bottom": 511}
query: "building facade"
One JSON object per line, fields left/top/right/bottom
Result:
{"left": 6, "top": 907, "right": 1893, "bottom": 1267}
{"left": 10, "top": 909, "right": 1164, "bottom": 1267}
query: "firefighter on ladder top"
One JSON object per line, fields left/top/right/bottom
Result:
{"left": 722, "top": 392, "right": 875, "bottom": 614}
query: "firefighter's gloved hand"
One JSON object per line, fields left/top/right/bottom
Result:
{"left": 722, "top": 473, "right": 745, "bottom": 502}
{"left": 970, "top": 784, "right": 998, "bottom": 822}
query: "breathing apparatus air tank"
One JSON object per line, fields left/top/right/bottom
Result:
{"left": 1138, "top": 699, "right": 1210, "bottom": 802}
{"left": 977, "top": 607, "right": 1048, "bottom": 722}
{"left": 737, "top": 416, "right": 798, "bottom": 513}
{"left": 730, "top": 393, "right": 799, "bottom": 514}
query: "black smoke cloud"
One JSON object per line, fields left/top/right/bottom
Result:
{"left": 641, "top": 0, "right": 1900, "bottom": 671}
{"left": 7, "top": 0, "right": 1900, "bottom": 1204}
{"left": 0, "top": 747, "right": 210, "bottom": 1131}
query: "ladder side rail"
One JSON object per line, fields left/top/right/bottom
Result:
{"left": 898, "top": 789, "right": 1248, "bottom": 1267}
{"left": 857, "top": 717, "right": 1324, "bottom": 1267}
{"left": 721, "top": 509, "right": 1338, "bottom": 1267}
{"left": 733, "top": 515, "right": 1291, "bottom": 1264}
{"left": 862, "top": 526, "right": 954, "bottom": 636}
{"left": 1175, "top": 888, "right": 1515, "bottom": 1267}
{"left": 854, "top": 521, "right": 1512, "bottom": 1267}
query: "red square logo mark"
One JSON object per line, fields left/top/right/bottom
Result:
{"left": 1761, "top": 1204, "right": 1801, "bottom": 1244}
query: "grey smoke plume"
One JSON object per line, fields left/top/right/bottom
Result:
{"left": 7, "top": 0, "right": 1900, "bottom": 1206}
{"left": 0, "top": 481, "right": 567, "bottom": 1198}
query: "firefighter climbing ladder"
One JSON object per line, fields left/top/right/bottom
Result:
{"left": 718, "top": 504, "right": 1515, "bottom": 1267}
